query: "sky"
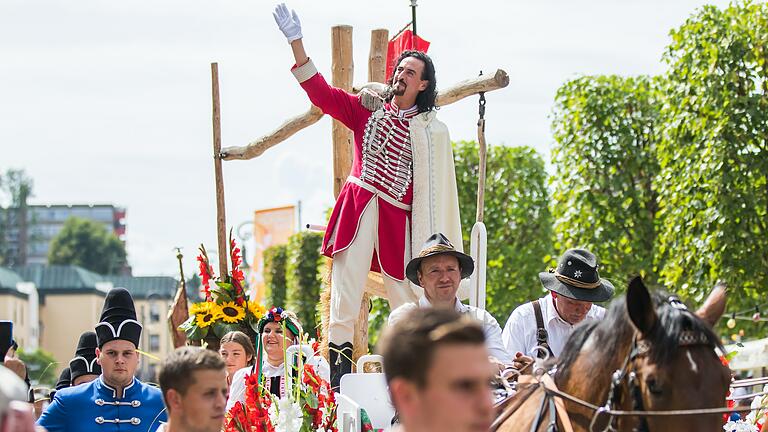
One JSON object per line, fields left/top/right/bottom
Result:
{"left": 0, "top": 0, "right": 732, "bottom": 277}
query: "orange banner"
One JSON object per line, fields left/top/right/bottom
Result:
{"left": 251, "top": 205, "right": 296, "bottom": 302}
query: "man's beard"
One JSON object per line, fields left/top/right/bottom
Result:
{"left": 387, "top": 80, "right": 406, "bottom": 97}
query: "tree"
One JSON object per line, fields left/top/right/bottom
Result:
{"left": 656, "top": 1, "right": 768, "bottom": 309}
{"left": 264, "top": 244, "right": 289, "bottom": 308}
{"left": 285, "top": 231, "right": 324, "bottom": 335}
{"left": 453, "top": 141, "right": 554, "bottom": 322}
{"left": 550, "top": 75, "right": 661, "bottom": 289}
{"left": 48, "top": 217, "right": 127, "bottom": 274}
{"left": 0, "top": 169, "right": 34, "bottom": 267}
{"left": 17, "top": 348, "right": 57, "bottom": 387}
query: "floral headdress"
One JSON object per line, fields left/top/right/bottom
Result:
{"left": 258, "top": 307, "right": 302, "bottom": 337}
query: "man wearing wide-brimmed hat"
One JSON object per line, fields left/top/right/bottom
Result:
{"left": 502, "top": 249, "right": 614, "bottom": 361}
{"left": 389, "top": 233, "right": 512, "bottom": 364}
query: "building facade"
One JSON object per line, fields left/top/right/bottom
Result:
{"left": 2, "top": 204, "right": 126, "bottom": 269}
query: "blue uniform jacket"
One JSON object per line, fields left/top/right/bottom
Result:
{"left": 37, "top": 376, "right": 167, "bottom": 432}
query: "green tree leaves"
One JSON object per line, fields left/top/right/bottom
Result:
{"left": 454, "top": 142, "right": 554, "bottom": 322}
{"left": 549, "top": 1, "right": 768, "bottom": 322}
{"left": 551, "top": 75, "right": 661, "bottom": 289}
{"left": 48, "top": 217, "right": 127, "bottom": 275}
{"left": 657, "top": 1, "right": 768, "bottom": 306}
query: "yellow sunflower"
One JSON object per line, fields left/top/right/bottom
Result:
{"left": 219, "top": 301, "right": 246, "bottom": 323}
{"left": 247, "top": 301, "right": 267, "bottom": 320}
{"left": 195, "top": 304, "right": 222, "bottom": 328}
{"left": 190, "top": 301, "right": 213, "bottom": 315}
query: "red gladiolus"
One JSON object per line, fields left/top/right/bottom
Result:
{"left": 196, "top": 251, "right": 215, "bottom": 302}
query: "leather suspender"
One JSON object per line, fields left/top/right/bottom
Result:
{"left": 531, "top": 300, "right": 554, "bottom": 359}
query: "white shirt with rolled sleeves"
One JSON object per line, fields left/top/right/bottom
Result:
{"left": 502, "top": 293, "right": 605, "bottom": 359}
{"left": 388, "top": 296, "right": 513, "bottom": 364}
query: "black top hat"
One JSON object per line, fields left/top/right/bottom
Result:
{"left": 69, "top": 331, "right": 102, "bottom": 382}
{"left": 539, "top": 249, "right": 614, "bottom": 302}
{"left": 95, "top": 288, "right": 142, "bottom": 348}
{"left": 406, "top": 233, "right": 474, "bottom": 286}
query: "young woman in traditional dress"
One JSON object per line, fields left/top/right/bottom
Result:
{"left": 225, "top": 307, "right": 329, "bottom": 410}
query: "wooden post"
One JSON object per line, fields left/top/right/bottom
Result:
{"left": 476, "top": 117, "right": 487, "bottom": 222}
{"left": 331, "top": 26, "right": 354, "bottom": 198}
{"left": 211, "top": 63, "right": 228, "bottom": 277}
{"left": 368, "top": 29, "right": 389, "bottom": 84}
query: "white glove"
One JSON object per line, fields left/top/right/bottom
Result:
{"left": 273, "top": 3, "right": 302, "bottom": 43}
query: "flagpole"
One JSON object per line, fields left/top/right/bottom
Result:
{"left": 410, "top": 0, "right": 417, "bottom": 48}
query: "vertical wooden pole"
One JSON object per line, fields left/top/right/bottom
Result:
{"left": 331, "top": 26, "right": 354, "bottom": 198}
{"left": 211, "top": 62, "right": 228, "bottom": 277}
{"left": 368, "top": 29, "right": 389, "bottom": 84}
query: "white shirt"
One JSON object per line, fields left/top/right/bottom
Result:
{"left": 502, "top": 293, "right": 605, "bottom": 358}
{"left": 225, "top": 355, "right": 330, "bottom": 411}
{"left": 389, "top": 296, "right": 513, "bottom": 364}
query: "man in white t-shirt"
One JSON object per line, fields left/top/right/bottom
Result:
{"left": 502, "top": 249, "right": 614, "bottom": 364}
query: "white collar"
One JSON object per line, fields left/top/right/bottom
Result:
{"left": 418, "top": 296, "right": 465, "bottom": 313}
{"left": 261, "top": 360, "right": 285, "bottom": 378}
{"left": 545, "top": 293, "right": 585, "bottom": 326}
{"left": 389, "top": 101, "right": 419, "bottom": 118}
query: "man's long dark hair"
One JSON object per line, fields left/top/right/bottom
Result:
{"left": 386, "top": 50, "right": 437, "bottom": 113}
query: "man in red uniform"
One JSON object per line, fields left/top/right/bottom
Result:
{"left": 274, "top": 3, "right": 465, "bottom": 388}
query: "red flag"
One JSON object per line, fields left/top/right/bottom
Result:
{"left": 385, "top": 27, "right": 431, "bottom": 82}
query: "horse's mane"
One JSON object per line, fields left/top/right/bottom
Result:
{"left": 555, "top": 290, "right": 723, "bottom": 382}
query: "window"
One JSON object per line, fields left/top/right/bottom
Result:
{"left": 149, "top": 302, "right": 160, "bottom": 323}
{"left": 149, "top": 334, "right": 161, "bottom": 352}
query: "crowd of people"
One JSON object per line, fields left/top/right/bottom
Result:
{"left": 0, "top": 230, "right": 627, "bottom": 432}
{"left": 2, "top": 3, "right": 762, "bottom": 430}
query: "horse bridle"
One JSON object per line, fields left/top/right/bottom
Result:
{"left": 593, "top": 297, "right": 713, "bottom": 432}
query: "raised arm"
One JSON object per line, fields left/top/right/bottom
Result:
{"left": 273, "top": 3, "right": 366, "bottom": 130}
{"left": 273, "top": 3, "right": 308, "bottom": 67}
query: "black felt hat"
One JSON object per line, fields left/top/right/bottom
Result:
{"left": 95, "top": 288, "right": 142, "bottom": 348}
{"left": 69, "top": 331, "right": 102, "bottom": 382}
{"left": 49, "top": 367, "right": 72, "bottom": 401}
{"left": 539, "top": 249, "right": 614, "bottom": 302}
{"left": 55, "top": 367, "right": 71, "bottom": 390}
{"left": 406, "top": 233, "right": 474, "bottom": 286}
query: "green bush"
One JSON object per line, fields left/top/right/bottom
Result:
{"left": 285, "top": 232, "right": 324, "bottom": 335}
{"left": 18, "top": 348, "right": 58, "bottom": 387}
{"left": 264, "top": 244, "right": 289, "bottom": 308}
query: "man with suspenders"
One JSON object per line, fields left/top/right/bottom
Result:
{"left": 502, "top": 249, "right": 614, "bottom": 363}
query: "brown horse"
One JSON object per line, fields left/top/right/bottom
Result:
{"left": 496, "top": 277, "right": 730, "bottom": 432}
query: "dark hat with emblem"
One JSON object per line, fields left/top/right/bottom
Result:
{"left": 95, "top": 287, "right": 142, "bottom": 348}
{"left": 539, "top": 249, "right": 614, "bottom": 302}
{"left": 406, "top": 233, "right": 474, "bottom": 286}
{"left": 69, "top": 331, "right": 102, "bottom": 382}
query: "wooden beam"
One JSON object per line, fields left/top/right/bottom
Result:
{"left": 368, "top": 29, "right": 389, "bottom": 84}
{"left": 331, "top": 25, "right": 354, "bottom": 198}
{"left": 211, "top": 63, "right": 228, "bottom": 277}
{"left": 220, "top": 105, "right": 323, "bottom": 160}
{"left": 220, "top": 68, "right": 510, "bottom": 162}
{"left": 434, "top": 69, "right": 509, "bottom": 107}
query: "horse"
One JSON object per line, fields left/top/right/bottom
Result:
{"left": 495, "top": 277, "right": 730, "bottom": 432}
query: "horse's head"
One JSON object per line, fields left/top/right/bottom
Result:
{"left": 618, "top": 276, "right": 730, "bottom": 431}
